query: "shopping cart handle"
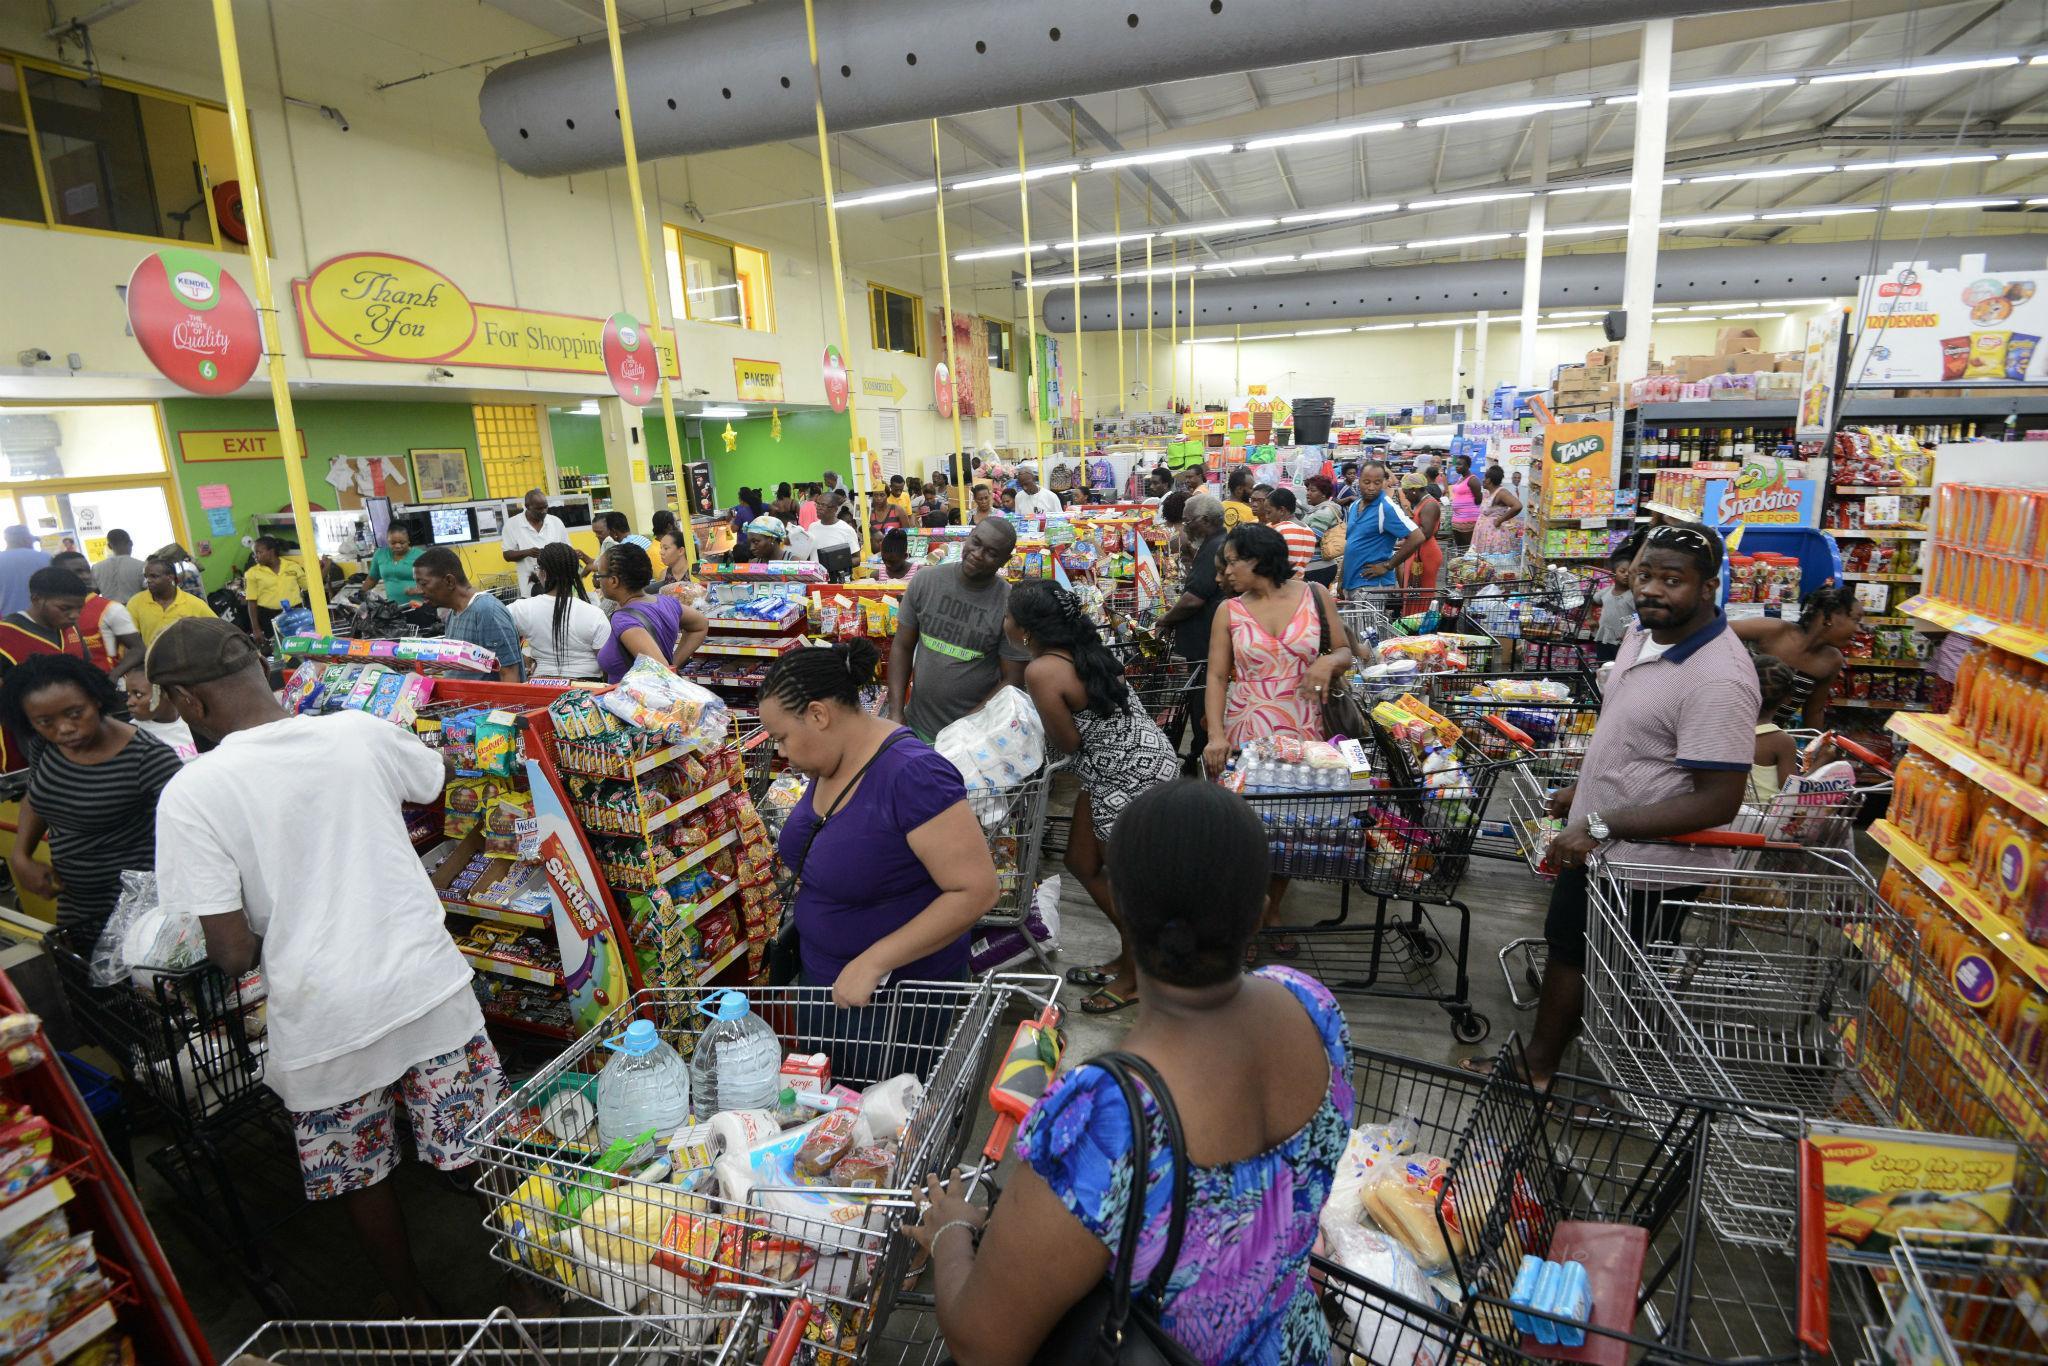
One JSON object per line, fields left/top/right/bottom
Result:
{"left": 1666, "top": 830, "right": 1803, "bottom": 850}
{"left": 765, "top": 1299, "right": 814, "bottom": 1366}
{"left": 1795, "top": 1140, "right": 1831, "bottom": 1355}
{"left": 1816, "top": 730, "right": 1894, "bottom": 777}
{"left": 1481, "top": 713, "right": 1536, "bottom": 749}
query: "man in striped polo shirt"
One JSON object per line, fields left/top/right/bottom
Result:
{"left": 1260, "top": 488, "right": 1317, "bottom": 577}
{"left": 1496, "top": 523, "right": 1759, "bottom": 1088}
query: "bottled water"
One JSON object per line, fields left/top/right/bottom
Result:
{"left": 596, "top": 1019, "right": 692, "bottom": 1148}
{"left": 691, "top": 989, "right": 783, "bottom": 1115}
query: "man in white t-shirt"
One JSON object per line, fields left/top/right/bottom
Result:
{"left": 500, "top": 488, "right": 589, "bottom": 595}
{"left": 804, "top": 491, "right": 863, "bottom": 575}
{"left": 1010, "top": 465, "right": 1064, "bottom": 520}
{"left": 149, "top": 618, "right": 503, "bottom": 1315}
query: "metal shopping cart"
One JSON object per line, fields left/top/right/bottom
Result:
{"left": 1316, "top": 1040, "right": 1839, "bottom": 1364}
{"left": 45, "top": 931, "right": 298, "bottom": 1314}
{"left": 229, "top": 1299, "right": 811, "bottom": 1364}
{"left": 1236, "top": 717, "right": 1503, "bottom": 1043}
{"left": 1882, "top": 1228, "right": 2048, "bottom": 1364}
{"left": 1578, "top": 839, "right": 2048, "bottom": 1257}
{"left": 1342, "top": 593, "right": 1504, "bottom": 682}
{"left": 963, "top": 764, "right": 1060, "bottom": 971}
{"left": 471, "top": 975, "right": 1056, "bottom": 1359}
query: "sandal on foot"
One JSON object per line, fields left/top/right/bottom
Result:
{"left": 1080, "top": 988, "right": 1139, "bottom": 1016}
{"left": 1064, "top": 964, "right": 1115, "bottom": 988}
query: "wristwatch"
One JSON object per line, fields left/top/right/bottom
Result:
{"left": 1586, "top": 811, "right": 1612, "bottom": 841}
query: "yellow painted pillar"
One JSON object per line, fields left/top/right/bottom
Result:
{"left": 1068, "top": 111, "right": 1084, "bottom": 454}
{"left": 1016, "top": 109, "right": 1047, "bottom": 470}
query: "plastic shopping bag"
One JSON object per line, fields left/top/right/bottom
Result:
{"left": 933, "top": 686, "right": 1045, "bottom": 795}
{"left": 90, "top": 871, "right": 206, "bottom": 987}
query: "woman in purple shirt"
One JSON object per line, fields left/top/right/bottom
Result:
{"left": 592, "top": 543, "right": 708, "bottom": 682}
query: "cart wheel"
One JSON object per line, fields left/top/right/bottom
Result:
{"left": 248, "top": 1274, "right": 294, "bottom": 1318}
{"left": 1452, "top": 1012, "right": 1491, "bottom": 1045}
{"left": 1408, "top": 932, "right": 1443, "bottom": 966}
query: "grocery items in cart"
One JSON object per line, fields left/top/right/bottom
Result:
{"left": 596, "top": 1020, "right": 693, "bottom": 1149}
{"left": 690, "top": 991, "right": 781, "bottom": 1115}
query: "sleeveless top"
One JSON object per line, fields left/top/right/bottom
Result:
{"left": 1448, "top": 475, "right": 1481, "bottom": 525}
{"left": 1224, "top": 590, "right": 1325, "bottom": 746}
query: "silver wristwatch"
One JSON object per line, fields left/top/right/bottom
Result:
{"left": 1586, "top": 811, "right": 1612, "bottom": 841}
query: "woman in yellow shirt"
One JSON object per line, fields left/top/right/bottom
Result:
{"left": 242, "top": 537, "right": 310, "bottom": 641}
{"left": 128, "top": 557, "right": 216, "bottom": 648}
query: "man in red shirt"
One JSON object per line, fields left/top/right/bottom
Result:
{"left": 52, "top": 551, "right": 142, "bottom": 682}
{"left": 1260, "top": 488, "right": 1317, "bottom": 577}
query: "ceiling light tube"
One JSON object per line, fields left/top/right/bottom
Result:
{"left": 1299, "top": 245, "right": 1397, "bottom": 262}
{"left": 1547, "top": 181, "right": 1633, "bottom": 197}
{"left": 1404, "top": 233, "right": 1512, "bottom": 249}
{"left": 953, "top": 243, "right": 1045, "bottom": 261}
{"left": 1716, "top": 312, "right": 1789, "bottom": 320}
{"left": 1182, "top": 336, "right": 1233, "bottom": 345}
{"left": 1417, "top": 98, "right": 1592, "bottom": 127}
{"left": 1406, "top": 191, "right": 1534, "bottom": 210}
{"left": 1758, "top": 298, "right": 1841, "bottom": 306}
{"left": 1845, "top": 154, "right": 1999, "bottom": 171}
{"left": 950, "top": 161, "right": 1079, "bottom": 191}
{"left": 1279, "top": 204, "right": 1400, "bottom": 224}
{"left": 1291, "top": 327, "right": 1356, "bottom": 337}
{"left": 1545, "top": 310, "right": 1608, "bottom": 319}
{"left": 1686, "top": 164, "right": 1837, "bottom": 184}
{"left": 1606, "top": 77, "right": 1797, "bottom": 105}
{"left": 1029, "top": 273, "right": 1104, "bottom": 288}
{"left": 1200, "top": 254, "right": 1298, "bottom": 271}
{"left": 1356, "top": 322, "right": 1416, "bottom": 332}
{"left": 1053, "top": 232, "right": 1154, "bottom": 250}
{"left": 1684, "top": 303, "right": 1728, "bottom": 311}
{"left": 1661, "top": 213, "right": 1756, "bottom": 228}
{"left": 1092, "top": 143, "right": 1235, "bottom": 171}
{"left": 697, "top": 406, "right": 749, "bottom": 418}
{"left": 1809, "top": 56, "right": 2018, "bottom": 85}
{"left": 1537, "top": 321, "right": 1598, "bottom": 329}
{"left": 1889, "top": 198, "right": 2019, "bottom": 211}
{"left": 1537, "top": 222, "right": 1629, "bottom": 237}
{"left": 1416, "top": 318, "right": 1482, "bottom": 328}
{"left": 2005, "top": 150, "right": 2048, "bottom": 161}
{"left": 836, "top": 185, "right": 936, "bottom": 208}
{"left": 1122, "top": 264, "right": 1201, "bottom": 278}
{"left": 1159, "top": 217, "right": 1278, "bottom": 238}
{"left": 1246, "top": 122, "right": 1403, "bottom": 150}
{"left": 1759, "top": 206, "right": 1877, "bottom": 220}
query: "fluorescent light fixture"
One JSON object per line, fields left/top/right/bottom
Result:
{"left": 1537, "top": 321, "right": 1597, "bottom": 329}
{"left": 1093, "top": 143, "right": 1234, "bottom": 171}
{"left": 572, "top": 401, "right": 601, "bottom": 416}
{"left": 1890, "top": 198, "right": 2020, "bottom": 211}
{"left": 1417, "top": 98, "right": 1591, "bottom": 127}
{"left": 1292, "top": 326, "right": 1356, "bottom": 336}
{"left": 953, "top": 243, "right": 1044, "bottom": 261}
{"left": 1686, "top": 164, "right": 1836, "bottom": 184}
{"left": 1053, "top": 232, "right": 1154, "bottom": 250}
{"left": 1159, "top": 217, "right": 1278, "bottom": 238}
{"left": 2035, "top": 55, "right": 2048, "bottom": 66}
{"left": 950, "top": 162, "right": 1079, "bottom": 191}
{"left": 1279, "top": 204, "right": 1400, "bottom": 224}
{"left": 1416, "top": 317, "right": 1482, "bottom": 328}
{"left": 1121, "top": 264, "right": 1201, "bottom": 278}
{"left": 1300, "top": 244, "right": 1397, "bottom": 261}
{"left": 1684, "top": 302, "right": 1729, "bottom": 311}
{"left": 1201, "top": 254, "right": 1298, "bottom": 271}
{"left": 1661, "top": 213, "right": 1756, "bottom": 228}
{"left": 1406, "top": 191, "right": 1534, "bottom": 210}
{"left": 1716, "top": 311, "right": 1788, "bottom": 320}
{"left": 1758, "top": 298, "right": 1840, "bottom": 306}
{"left": 2032, "top": 197, "right": 2048, "bottom": 205}
{"left": 2005, "top": 150, "right": 2048, "bottom": 161}
{"left": 1844, "top": 154, "right": 1998, "bottom": 171}
{"left": 1759, "top": 205, "right": 1877, "bottom": 220}
{"left": 1029, "top": 273, "right": 1104, "bottom": 288}
{"left": 1653, "top": 305, "right": 1691, "bottom": 313}
{"left": 1547, "top": 180, "right": 1632, "bottom": 197}
{"left": 1545, "top": 310, "right": 1608, "bottom": 318}
{"left": 1246, "top": 121, "right": 1403, "bottom": 150}
{"left": 836, "top": 185, "right": 935, "bottom": 208}
{"left": 1606, "top": 77, "right": 1796, "bottom": 105}
{"left": 1404, "top": 233, "right": 1512, "bottom": 249}
{"left": 1356, "top": 322, "right": 1416, "bottom": 332}
{"left": 1537, "top": 222, "right": 1628, "bottom": 237}
{"left": 696, "top": 406, "right": 748, "bottom": 418}
{"left": 1809, "top": 56, "right": 2018, "bottom": 85}
{"left": 1182, "top": 336, "right": 1233, "bottom": 345}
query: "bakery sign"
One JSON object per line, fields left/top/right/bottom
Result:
{"left": 292, "top": 252, "right": 679, "bottom": 380}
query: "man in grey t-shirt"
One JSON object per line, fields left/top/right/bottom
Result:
{"left": 885, "top": 519, "right": 1029, "bottom": 740}
{"left": 91, "top": 529, "right": 146, "bottom": 606}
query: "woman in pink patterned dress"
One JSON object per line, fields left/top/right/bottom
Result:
{"left": 1201, "top": 524, "right": 1352, "bottom": 948}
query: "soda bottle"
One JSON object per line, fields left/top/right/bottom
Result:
{"left": 1951, "top": 646, "right": 1983, "bottom": 729}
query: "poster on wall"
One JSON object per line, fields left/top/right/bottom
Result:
{"left": 822, "top": 346, "right": 850, "bottom": 413}
{"left": 1848, "top": 265, "right": 2048, "bottom": 385}
{"left": 1796, "top": 309, "right": 1847, "bottom": 441}
{"left": 934, "top": 362, "right": 955, "bottom": 419}
{"left": 126, "top": 248, "right": 263, "bottom": 395}
{"left": 600, "top": 312, "right": 656, "bottom": 405}
{"left": 410, "top": 448, "right": 474, "bottom": 503}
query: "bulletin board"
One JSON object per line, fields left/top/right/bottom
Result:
{"left": 410, "top": 447, "right": 474, "bottom": 503}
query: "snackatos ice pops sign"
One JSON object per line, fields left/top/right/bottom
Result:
{"left": 1702, "top": 457, "right": 1820, "bottom": 528}
{"left": 293, "top": 252, "right": 679, "bottom": 380}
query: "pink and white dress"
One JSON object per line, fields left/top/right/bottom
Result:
{"left": 1224, "top": 589, "right": 1326, "bottom": 747}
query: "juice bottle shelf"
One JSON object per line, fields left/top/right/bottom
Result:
{"left": 1870, "top": 819, "right": 2048, "bottom": 994}
{"left": 1901, "top": 595, "right": 2048, "bottom": 666}
{"left": 1887, "top": 711, "right": 2048, "bottom": 825}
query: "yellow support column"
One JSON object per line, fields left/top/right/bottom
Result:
{"left": 207, "top": 0, "right": 330, "bottom": 635}
{"left": 599, "top": 0, "right": 697, "bottom": 569}
{"left": 1016, "top": 109, "right": 1047, "bottom": 471}
{"left": 802, "top": 0, "right": 873, "bottom": 560}
{"left": 930, "top": 121, "right": 968, "bottom": 524}
{"left": 1068, "top": 111, "right": 1084, "bottom": 459}
{"left": 1113, "top": 179, "right": 1124, "bottom": 419}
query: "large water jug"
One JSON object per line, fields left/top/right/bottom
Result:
{"left": 690, "top": 989, "right": 782, "bottom": 1115}
{"left": 595, "top": 1019, "right": 692, "bottom": 1148}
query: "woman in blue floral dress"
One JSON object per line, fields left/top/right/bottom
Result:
{"left": 905, "top": 780, "right": 1352, "bottom": 1365}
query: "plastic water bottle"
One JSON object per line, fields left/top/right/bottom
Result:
{"left": 595, "top": 1019, "right": 692, "bottom": 1148}
{"left": 691, "top": 989, "right": 783, "bottom": 1116}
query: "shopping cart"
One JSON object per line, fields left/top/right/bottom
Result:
{"left": 1318, "top": 1040, "right": 1838, "bottom": 1364}
{"left": 45, "top": 931, "right": 297, "bottom": 1314}
{"left": 230, "top": 1299, "right": 810, "bottom": 1364}
{"left": 1236, "top": 719, "right": 1503, "bottom": 1043}
{"left": 963, "top": 764, "right": 1060, "bottom": 970}
{"left": 1579, "top": 839, "right": 2048, "bottom": 1256}
{"left": 470, "top": 975, "right": 1056, "bottom": 1358}
{"left": 1342, "top": 593, "right": 1504, "bottom": 683}
{"left": 1882, "top": 1228, "right": 2048, "bottom": 1364}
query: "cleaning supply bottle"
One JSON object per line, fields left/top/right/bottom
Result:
{"left": 595, "top": 1019, "right": 692, "bottom": 1149}
{"left": 691, "top": 989, "right": 782, "bottom": 1115}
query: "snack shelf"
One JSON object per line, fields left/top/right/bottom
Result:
{"left": 1841, "top": 571, "right": 1922, "bottom": 583}
{"left": 555, "top": 737, "right": 705, "bottom": 780}
{"left": 644, "top": 779, "right": 730, "bottom": 833}
{"left": 1842, "top": 658, "right": 1927, "bottom": 670}
{"left": 481, "top": 1009, "right": 573, "bottom": 1041}
{"left": 651, "top": 829, "right": 739, "bottom": 885}
{"left": 696, "top": 639, "right": 801, "bottom": 659}
{"left": 702, "top": 605, "right": 804, "bottom": 632}
{"left": 1826, "top": 528, "right": 1929, "bottom": 540}
{"left": 1640, "top": 500, "right": 1704, "bottom": 523}
{"left": 443, "top": 900, "right": 551, "bottom": 931}
{"left": 1887, "top": 711, "right": 2048, "bottom": 824}
{"left": 14, "top": 1259, "right": 129, "bottom": 1366}
{"left": 0, "top": 1174, "right": 73, "bottom": 1244}
{"left": 1870, "top": 819, "right": 2048, "bottom": 994}
{"left": 459, "top": 949, "right": 561, "bottom": 986}
{"left": 1901, "top": 595, "right": 2048, "bottom": 665}
{"left": 1834, "top": 698, "right": 1924, "bottom": 710}
{"left": 1834, "top": 486, "right": 1930, "bottom": 496}
{"left": 692, "top": 940, "right": 746, "bottom": 985}
{"left": 675, "top": 875, "right": 740, "bottom": 928}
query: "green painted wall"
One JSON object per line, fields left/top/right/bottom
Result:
{"left": 549, "top": 411, "right": 606, "bottom": 477}
{"left": 673, "top": 410, "right": 852, "bottom": 501}
{"left": 159, "top": 398, "right": 486, "bottom": 589}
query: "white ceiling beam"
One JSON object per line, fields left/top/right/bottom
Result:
{"left": 1811, "top": 3, "right": 2010, "bottom": 131}
{"left": 1731, "top": 19, "right": 1880, "bottom": 140}
{"left": 1273, "top": 150, "right": 1303, "bottom": 212}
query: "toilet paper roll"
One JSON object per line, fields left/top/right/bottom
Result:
{"left": 859, "top": 1075, "right": 925, "bottom": 1144}
{"left": 703, "top": 1109, "right": 779, "bottom": 1163}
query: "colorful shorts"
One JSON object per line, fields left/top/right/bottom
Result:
{"left": 290, "top": 1034, "right": 506, "bottom": 1202}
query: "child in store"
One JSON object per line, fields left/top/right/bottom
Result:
{"left": 1750, "top": 650, "right": 1800, "bottom": 804}
{"left": 1593, "top": 541, "right": 1638, "bottom": 662}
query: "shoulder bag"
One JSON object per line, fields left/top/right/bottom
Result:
{"left": 1029, "top": 1051, "right": 1200, "bottom": 1366}
{"left": 1312, "top": 583, "right": 1370, "bottom": 741}
{"left": 766, "top": 728, "right": 913, "bottom": 986}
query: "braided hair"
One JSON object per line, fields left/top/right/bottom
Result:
{"left": 1007, "top": 579, "right": 1129, "bottom": 718}
{"left": 1799, "top": 585, "right": 1860, "bottom": 634}
{"left": 760, "top": 639, "right": 880, "bottom": 714}
{"left": 604, "top": 542, "right": 656, "bottom": 593}
{"left": 533, "top": 542, "right": 589, "bottom": 654}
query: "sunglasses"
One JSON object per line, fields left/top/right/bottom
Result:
{"left": 1642, "top": 525, "right": 1720, "bottom": 554}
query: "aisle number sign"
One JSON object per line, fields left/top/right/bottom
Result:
{"left": 293, "top": 252, "right": 679, "bottom": 380}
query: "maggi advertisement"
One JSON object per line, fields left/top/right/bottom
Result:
{"left": 293, "top": 252, "right": 679, "bottom": 380}
{"left": 1811, "top": 1119, "right": 2017, "bottom": 1263}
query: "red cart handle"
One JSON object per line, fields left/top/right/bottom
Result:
{"left": 1795, "top": 1140, "right": 1831, "bottom": 1355}
{"left": 765, "top": 1299, "right": 815, "bottom": 1366}
{"left": 1481, "top": 713, "right": 1537, "bottom": 749}
{"left": 1816, "top": 730, "right": 1894, "bottom": 778}
{"left": 1665, "top": 830, "right": 1804, "bottom": 850}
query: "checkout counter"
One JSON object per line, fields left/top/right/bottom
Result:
{"left": 254, "top": 494, "right": 605, "bottom": 590}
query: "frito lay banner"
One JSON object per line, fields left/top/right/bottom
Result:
{"left": 292, "top": 252, "right": 679, "bottom": 379}
{"left": 1849, "top": 265, "right": 2048, "bottom": 384}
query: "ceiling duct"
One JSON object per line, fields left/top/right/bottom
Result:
{"left": 1040, "top": 235, "right": 2048, "bottom": 331}
{"left": 481, "top": 0, "right": 1832, "bottom": 177}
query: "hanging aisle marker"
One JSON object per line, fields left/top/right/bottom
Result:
{"left": 207, "top": 0, "right": 331, "bottom": 636}
{"left": 599, "top": 0, "right": 696, "bottom": 569}
{"left": 802, "top": 0, "right": 873, "bottom": 561}
{"left": 931, "top": 121, "right": 969, "bottom": 524}
{"left": 1017, "top": 109, "right": 1048, "bottom": 471}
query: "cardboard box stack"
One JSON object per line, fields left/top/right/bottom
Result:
{"left": 1550, "top": 345, "right": 1631, "bottom": 411}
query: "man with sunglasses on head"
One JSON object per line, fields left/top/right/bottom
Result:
{"left": 1481, "top": 523, "right": 1758, "bottom": 1090}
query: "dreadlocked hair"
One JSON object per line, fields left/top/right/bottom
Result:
{"left": 1799, "top": 585, "right": 1859, "bottom": 633}
{"left": 760, "top": 639, "right": 880, "bottom": 713}
{"left": 1008, "top": 579, "right": 1130, "bottom": 717}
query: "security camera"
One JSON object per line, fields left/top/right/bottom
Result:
{"left": 425, "top": 366, "right": 455, "bottom": 382}
{"left": 16, "top": 349, "right": 50, "bottom": 366}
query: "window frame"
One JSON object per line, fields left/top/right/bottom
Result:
{"left": 868, "top": 283, "right": 925, "bottom": 358}
{"left": 986, "top": 319, "right": 1015, "bottom": 372}
{"left": 1, "top": 49, "right": 247, "bottom": 252}
{"left": 664, "top": 223, "right": 774, "bottom": 332}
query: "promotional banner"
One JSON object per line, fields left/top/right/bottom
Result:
{"left": 127, "top": 249, "right": 263, "bottom": 395}
{"left": 822, "top": 345, "right": 850, "bottom": 413}
{"left": 1534, "top": 417, "right": 1620, "bottom": 520}
{"left": 293, "top": 252, "right": 678, "bottom": 379}
{"left": 1809, "top": 1119, "right": 2017, "bottom": 1265}
{"left": 1849, "top": 266, "right": 2048, "bottom": 385}
{"left": 523, "top": 756, "right": 633, "bottom": 1030}
{"left": 1702, "top": 456, "right": 1821, "bottom": 528}
{"left": 1796, "top": 309, "right": 1847, "bottom": 440}
{"left": 600, "top": 312, "right": 656, "bottom": 405}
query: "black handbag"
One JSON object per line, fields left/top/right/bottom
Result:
{"left": 1029, "top": 1051, "right": 1200, "bottom": 1366}
{"left": 1312, "top": 584, "right": 1370, "bottom": 741}
{"left": 766, "top": 729, "right": 912, "bottom": 986}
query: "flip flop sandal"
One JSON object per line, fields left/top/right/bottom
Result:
{"left": 1080, "top": 989, "right": 1139, "bottom": 1016}
{"left": 1064, "top": 964, "right": 1115, "bottom": 988}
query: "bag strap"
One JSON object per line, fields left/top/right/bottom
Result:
{"left": 1311, "top": 583, "right": 1348, "bottom": 659}
{"left": 785, "top": 728, "right": 913, "bottom": 885}
{"left": 1089, "top": 1049, "right": 1192, "bottom": 1346}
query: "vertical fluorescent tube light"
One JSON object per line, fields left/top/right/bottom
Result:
{"left": 1519, "top": 107, "right": 1551, "bottom": 387}
{"left": 1619, "top": 18, "right": 1674, "bottom": 388}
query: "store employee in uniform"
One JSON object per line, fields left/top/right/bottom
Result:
{"left": 1339, "top": 461, "right": 1427, "bottom": 593}
{"left": 500, "top": 489, "right": 590, "bottom": 596}
{"left": 0, "top": 568, "right": 91, "bottom": 771}
{"left": 242, "top": 537, "right": 311, "bottom": 644}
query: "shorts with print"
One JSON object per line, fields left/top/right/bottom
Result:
{"left": 290, "top": 1033, "right": 506, "bottom": 1202}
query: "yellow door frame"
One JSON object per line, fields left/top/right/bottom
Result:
{"left": 0, "top": 399, "right": 192, "bottom": 550}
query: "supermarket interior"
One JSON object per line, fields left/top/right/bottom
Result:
{"left": 4, "top": 0, "right": 2048, "bottom": 1361}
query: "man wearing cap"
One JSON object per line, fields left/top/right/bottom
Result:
{"left": 1479, "top": 523, "right": 1757, "bottom": 1089}
{"left": 150, "top": 618, "right": 503, "bottom": 1314}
